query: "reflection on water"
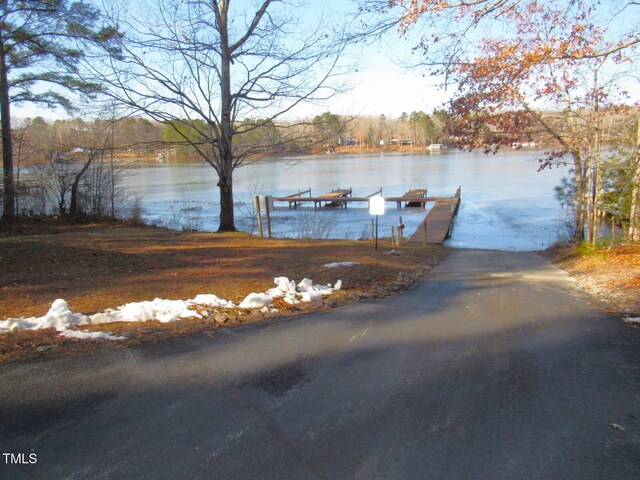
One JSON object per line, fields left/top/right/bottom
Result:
{"left": 125, "top": 149, "right": 567, "bottom": 251}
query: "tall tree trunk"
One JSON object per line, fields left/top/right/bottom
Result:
{"left": 217, "top": 168, "right": 235, "bottom": 232}
{"left": 216, "top": 1, "right": 237, "bottom": 232}
{"left": 586, "top": 147, "right": 594, "bottom": 244}
{"left": 0, "top": 39, "right": 15, "bottom": 220}
{"left": 629, "top": 117, "right": 640, "bottom": 242}
{"left": 573, "top": 153, "right": 586, "bottom": 243}
{"left": 589, "top": 69, "right": 602, "bottom": 244}
{"left": 109, "top": 125, "right": 116, "bottom": 218}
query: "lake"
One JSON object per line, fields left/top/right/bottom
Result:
{"left": 127, "top": 149, "right": 569, "bottom": 251}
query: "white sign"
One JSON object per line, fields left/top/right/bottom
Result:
{"left": 369, "top": 194, "right": 385, "bottom": 216}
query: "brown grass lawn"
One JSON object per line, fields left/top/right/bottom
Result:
{"left": 0, "top": 220, "right": 448, "bottom": 362}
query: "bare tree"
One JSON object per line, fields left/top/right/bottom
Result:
{"left": 89, "top": 0, "right": 351, "bottom": 231}
{"left": 45, "top": 152, "right": 75, "bottom": 215}
{"left": 27, "top": 114, "right": 130, "bottom": 218}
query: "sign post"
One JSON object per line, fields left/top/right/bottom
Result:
{"left": 369, "top": 194, "right": 385, "bottom": 250}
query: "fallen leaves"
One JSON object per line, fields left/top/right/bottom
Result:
{"left": 546, "top": 244, "right": 640, "bottom": 315}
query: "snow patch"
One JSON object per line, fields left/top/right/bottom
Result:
{"left": 0, "top": 275, "right": 342, "bottom": 340}
{"left": 0, "top": 299, "right": 89, "bottom": 332}
{"left": 239, "top": 293, "right": 273, "bottom": 309}
{"left": 94, "top": 298, "right": 202, "bottom": 324}
{"left": 301, "top": 291, "right": 324, "bottom": 303}
{"left": 191, "top": 294, "right": 235, "bottom": 308}
{"left": 267, "top": 277, "right": 298, "bottom": 298}
{"left": 243, "top": 276, "right": 342, "bottom": 307}
{"left": 623, "top": 317, "right": 640, "bottom": 324}
{"left": 298, "top": 278, "right": 332, "bottom": 295}
{"left": 324, "top": 261, "right": 361, "bottom": 268}
{"left": 60, "top": 330, "right": 127, "bottom": 341}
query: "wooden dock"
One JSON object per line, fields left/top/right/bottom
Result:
{"left": 272, "top": 187, "right": 353, "bottom": 208}
{"left": 409, "top": 187, "right": 461, "bottom": 244}
{"left": 393, "top": 188, "right": 427, "bottom": 208}
{"left": 272, "top": 188, "right": 428, "bottom": 209}
{"left": 268, "top": 186, "right": 461, "bottom": 245}
{"left": 277, "top": 188, "right": 312, "bottom": 208}
{"left": 318, "top": 188, "right": 353, "bottom": 208}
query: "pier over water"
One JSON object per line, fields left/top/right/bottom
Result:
{"left": 271, "top": 187, "right": 461, "bottom": 244}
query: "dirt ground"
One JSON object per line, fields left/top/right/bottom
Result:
{"left": 545, "top": 243, "right": 640, "bottom": 316}
{"left": 0, "top": 219, "right": 448, "bottom": 362}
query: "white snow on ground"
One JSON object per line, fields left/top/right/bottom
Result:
{"left": 2, "top": 299, "right": 89, "bottom": 331}
{"left": 241, "top": 277, "right": 342, "bottom": 307}
{"left": 91, "top": 296, "right": 231, "bottom": 324}
{"left": 624, "top": 317, "right": 640, "bottom": 324}
{"left": 60, "top": 330, "right": 127, "bottom": 341}
{"left": 323, "top": 262, "right": 361, "bottom": 268}
{"left": 0, "top": 276, "right": 341, "bottom": 340}
{"left": 267, "top": 276, "right": 299, "bottom": 303}
{"left": 238, "top": 293, "right": 274, "bottom": 309}
{"left": 191, "top": 294, "right": 235, "bottom": 308}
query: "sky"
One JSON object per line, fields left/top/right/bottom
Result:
{"left": 13, "top": 49, "right": 449, "bottom": 122}
{"left": 13, "top": 0, "right": 640, "bottom": 120}
{"left": 12, "top": 0, "right": 637, "bottom": 123}
{"left": 12, "top": 0, "right": 450, "bottom": 122}
{"left": 290, "top": 0, "right": 453, "bottom": 119}
{"left": 304, "top": 43, "right": 452, "bottom": 119}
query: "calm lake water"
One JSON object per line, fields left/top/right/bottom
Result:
{"left": 127, "top": 149, "right": 569, "bottom": 251}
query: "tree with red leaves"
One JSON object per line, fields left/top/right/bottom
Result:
{"left": 360, "top": 0, "right": 640, "bottom": 243}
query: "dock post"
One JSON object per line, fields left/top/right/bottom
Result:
{"left": 265, "top": 196, "right": 272, "bottom": 239}
{"left": 391, "top": 225, "right": 395, "bottom": 246}
{"left": 375, "top": 215, "right": 379, "bottom": 250}
{"left": 423, "top": 221, "right": 427, "bottom": 249}
{"left": 254, "top": 195, "right": 264, "bottom": 239}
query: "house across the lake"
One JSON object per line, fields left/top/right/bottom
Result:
{"left": 390, "top": 138, "right": 414, "bottom": 146}
{"left": 428, "top": 143, "right": 447, "bottom": 150}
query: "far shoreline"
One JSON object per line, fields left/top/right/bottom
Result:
{"left": 124, "top": 143, "right": 550, "bottom": 164}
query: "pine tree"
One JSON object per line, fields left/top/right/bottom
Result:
{"left": 1, "top": 0, "right": 118, "bottom": 219}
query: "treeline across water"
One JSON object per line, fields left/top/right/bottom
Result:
{"left": 10, "top": 110, "right": 455, "bottom": 166}
{"left": 4, "top": 111, "right": 455, "bottom": 219}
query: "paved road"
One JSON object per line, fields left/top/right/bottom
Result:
{"left": 1, "top": 250, "right": 639, "bottom": 479}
